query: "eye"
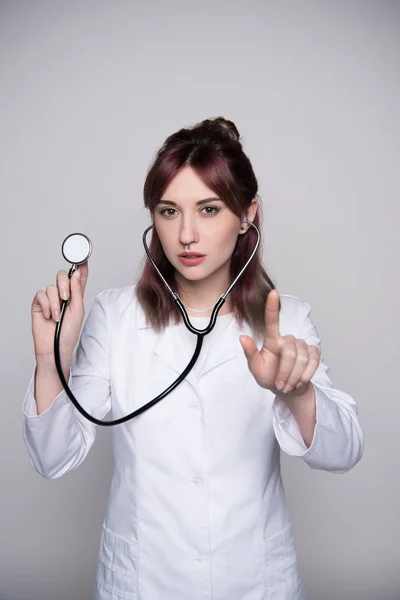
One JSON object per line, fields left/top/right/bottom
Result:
{"left": 201, "top": 206, "right": 219, "bottom": 215}
{"left": 159, "top": 208, "right": 178, "bottom": 217}
{"left": 158, "top": 206, "right": 220, "bottom": 218}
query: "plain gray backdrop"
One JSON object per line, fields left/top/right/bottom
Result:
{"left": 1, "top": 1, "right": 399, "bottom": 599}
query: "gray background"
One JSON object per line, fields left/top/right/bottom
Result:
{"left": 1, "top": 1, "right": 399, "bottom": 599}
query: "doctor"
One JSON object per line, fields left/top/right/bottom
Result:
{"left": 23, "top": 116, "right": 364, "bottom": 600}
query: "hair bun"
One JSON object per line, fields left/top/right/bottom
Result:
{"left": 202, "top": 116, "right": 241, "bottom": 143}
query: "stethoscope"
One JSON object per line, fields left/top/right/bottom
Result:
{"left": 55, "top": 219, "right": 260, "bottom": 426}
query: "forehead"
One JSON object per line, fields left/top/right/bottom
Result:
{"left": 162, "top": 166, "right": 215, "bottom": 203}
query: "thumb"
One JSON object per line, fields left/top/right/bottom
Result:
{"left": 239, "top": 335, "right": 259, "bottom": 363}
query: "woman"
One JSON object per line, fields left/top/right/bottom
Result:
{"left": 23, "top": 117, "right": 364, "bottom": 600}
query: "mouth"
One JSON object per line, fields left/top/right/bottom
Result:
{"left": 178, "top": 253, "right": 206, "bottom": 266}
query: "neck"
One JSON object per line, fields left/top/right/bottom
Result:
{"left": 175, "top": 269, "right": 232, "bottom": 317}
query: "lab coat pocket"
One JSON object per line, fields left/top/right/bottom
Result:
{"left": 96, "top": 525, "right": 138, "bottom": 599}
{"left": 264, "top": 525, "right": 303, "bottom": 598}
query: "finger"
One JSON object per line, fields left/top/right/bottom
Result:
{"left": 274, "top": 336, "right": 297, "bottom": 390}
{"left": 263, "top": 289, "right": 281, "bottom": 350}
{"left": 32, "top": 290, "right": 51, "bottom": 320}
{"left": 77, "top": 261, "right": 89, "bottom": 294}
{"left": 282, "top": 340, "right": 310, "bottom": 392}
{"left": 239, "top": 335, "right": 264, "bottom": 373}
{"left": 68, "top": 268, "right": 85, "bottom": 312}
{"left": 46, "top": 284, "right": 62, "bottom": 322}
{"left": 56, "top": 269, "right": 70, "bottom": 301}
{"left": 239, "top": 335, "right": 259, "bottom": 360}
{"left": 296, "top": 345, "right": 320, "bottom": 385}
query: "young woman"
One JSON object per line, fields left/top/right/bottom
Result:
{"left": 24, "top": 117, "right": 364, "bottom": 600}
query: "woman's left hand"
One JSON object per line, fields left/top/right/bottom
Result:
{"left": 239, "top": 290, "right": 320, "bottom": 396}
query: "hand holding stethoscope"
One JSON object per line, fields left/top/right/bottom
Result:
{"left": 31, "top": 235, "right": 91, "bottom": 377}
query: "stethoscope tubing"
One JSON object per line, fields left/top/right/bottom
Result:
{"left": 54, "top": 219, "right": 260, "bottom": 426}
{"left": 54, "top": 302, "right": 205, "bottom": 426}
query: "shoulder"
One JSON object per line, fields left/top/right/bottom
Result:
{"left": 279, "top": 293, "right": 311, "bottom": 314}
{"left": 94, "top": 284, "right": 137, "bottom": 305}
{"left": 92, "top": 284, "right": 149, "bottom": 327}
{"left": 91, "top": 284, "right": 140, "bottom": 315}
{"left": 278, "top": 293, "right": 313, "bottom": 337}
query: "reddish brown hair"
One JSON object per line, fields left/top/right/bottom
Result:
{"left": 135, "top": 117, "right": 278, "bottom": 339}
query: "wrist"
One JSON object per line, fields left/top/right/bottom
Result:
{"left": 287, "top": 381, "right": 313, "bottom": 397}
{"left": 276, "top": 381, "right": 315, "bottom": 407}
{"left": 36, "top": 352, "right": 72, "bottom": 373}
{"left": 35, "top": 353, "right": 56, "bottom": 368}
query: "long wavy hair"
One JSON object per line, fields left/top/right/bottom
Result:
{"left": 135, "top": 116, "right": 279, "bottom": 339}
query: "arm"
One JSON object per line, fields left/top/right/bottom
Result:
{"left": 272, "top": 301, "right": 364, "bottom": 473}
{"left": 22, "top": 290, "right": 112, "bottom": 479}
{"left": 276, "top": 381, "right": 316, "bottom": 448}
{"left": 34, "top": 354, "right": 71, "bottom": 415}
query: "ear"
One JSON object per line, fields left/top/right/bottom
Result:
{"left": 239, "top": 198, "right": 259, "bottom": 235}
{"left": 245, "top": 197, "right": 258, "bottom": 223}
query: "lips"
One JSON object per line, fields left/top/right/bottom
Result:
{"left": 178, "top": 253, "right": 205, "bottom": 258}
{"left": 178, "top": 255, "right": 206, "bottom": 266}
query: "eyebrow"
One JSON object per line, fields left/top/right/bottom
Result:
{"left": 158, "top": 197, "right": 223, "bottom": 207}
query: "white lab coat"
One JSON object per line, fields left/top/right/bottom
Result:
{"left": 22, "top": 286, "right": 364, "bottom": 600}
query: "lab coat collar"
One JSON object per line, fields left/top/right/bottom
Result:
{"left": 137, "top": 307, "right": 252, "bottom": 382}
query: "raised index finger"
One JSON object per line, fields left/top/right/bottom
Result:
{"left": 264, "top": 289, "right": 280, "bottom": 345}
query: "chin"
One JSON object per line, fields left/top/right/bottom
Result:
{"left": 174, "top": 264, "right": 211, "bottom": 282}
{"left": 177, "top": 270, "right": 208, "bottom": 282}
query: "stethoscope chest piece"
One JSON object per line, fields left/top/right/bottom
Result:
{"left": 62, "top": 233, "right": 92, "bottom": 266}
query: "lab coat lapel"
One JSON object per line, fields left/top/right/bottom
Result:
{"left": 153, "top": 318, "right": 254, "bottom": 381}
{"left": 137, "top": 307, "right": 253, "bottom": 384}
{"left": 199, "top": 324, "right": 238, "bottom": 377}
{"left": 196, "top": 318, "right": 255, "bottom": 377}
{"left": 153, "top": 324, "right": 195, "bottom": 381}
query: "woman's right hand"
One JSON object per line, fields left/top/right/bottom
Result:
{"left": 31, "top": 262, "right": 89, "bottom": 363}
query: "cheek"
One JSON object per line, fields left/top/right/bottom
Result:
{"left": 214, "top": 229, "right": 239, "bottom": 257}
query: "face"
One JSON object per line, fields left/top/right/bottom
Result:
{"left": 153, "top": 166, "right": 257, "bottom": 289}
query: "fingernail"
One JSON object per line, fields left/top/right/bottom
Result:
{"left": 76, "top": 269, "right": 81, "bottom": 280}
{"left": 276, "top": 381, "right": 285, "bottom": 391}
{"left": 61, "top": 289, "right": 69, "bottom": 300}
{"left": 54, "top": 310, "right": 60, "bottom": 322}
{"left": 282, "top": 384, "right": 292, "bottom": 394}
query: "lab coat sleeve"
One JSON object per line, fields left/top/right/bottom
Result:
{"left": 271, "top": 301, "right": 364, "bottom": 473}
{"left": 22, "top": 289, "right": 112, "bottom": 479}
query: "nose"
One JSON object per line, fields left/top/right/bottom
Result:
{"left": 179, "top": 215, "right": 199, "bottom": 247}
